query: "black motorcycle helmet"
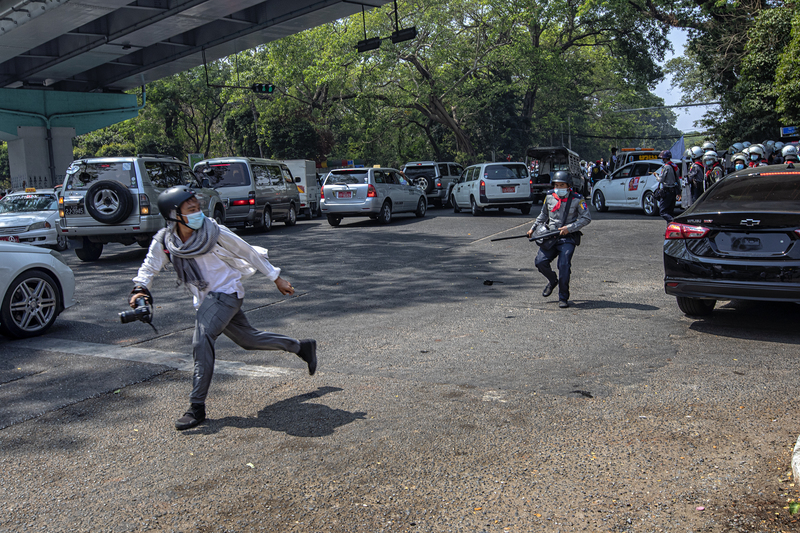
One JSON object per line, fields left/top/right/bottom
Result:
{"left": 157, "top": 185, "right": 196, "bottom": 222}
{"left": 550, "top": 170, "right": 571, "bottom": 185}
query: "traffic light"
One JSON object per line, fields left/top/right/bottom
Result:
{"left": 251, "top": 83, "right": 275, "bottom": 94}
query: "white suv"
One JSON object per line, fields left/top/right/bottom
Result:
{"left": 450, "top": 162, "right": 534, "bottom": 216}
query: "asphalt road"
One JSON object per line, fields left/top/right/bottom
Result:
{"left": 1, "top": 204, "right": 799, "bottom": 532}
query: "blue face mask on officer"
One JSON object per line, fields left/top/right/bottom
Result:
{"left": 555, "top": 188, "right": 569, "bottom": 198}
{"left": 183, "top": 211, "right": 205, "bottom": 230}
{"left": 735, "top": 163, "right": 745, "bottom": 171}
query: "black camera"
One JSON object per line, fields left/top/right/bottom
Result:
{"left": 119, "top": 296, "right": 152, "bottom": 325}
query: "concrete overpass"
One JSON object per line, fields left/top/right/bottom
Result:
{"left": 0, "top": 0, "right": 393, "bottom": 189}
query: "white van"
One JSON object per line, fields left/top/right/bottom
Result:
{"left": 281, "top": 160, "right": 320, "bottom": 219}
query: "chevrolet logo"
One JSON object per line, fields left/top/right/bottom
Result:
{"left": 740, "top": 219, "right": 760, "bottom": 227}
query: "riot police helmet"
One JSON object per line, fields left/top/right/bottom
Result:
{"left": 157, "top": 185, "right": 197, "bottom": 221}
{"left": 742, "top": 141, "right": 752, "bottom": 149}
{"left": 774, "top": 141, "right": 784, "bottom": 152}
{"left": 702, "top": 151, "right": 718, "bottom": 166}
{"left": 782, "top": 144, "right": 799, "bottom": 162}
{"left": 732, "top": 142, "right": 744, "bottom": 153}
{"left": 701, "top": 141, "right": 716, "bottom": 153}
{"left": 749, "top": 145, "right": 765, "bottom": 161}
{"left": 551, "top": 170, "right": 571, "bottom": 185}
{"left": 659, "top": 150, "right": 672, "bottom": 160}
{"left": 689, "top": 146, "right": 704, "bottom": 160}
{"left": 731, "top": 152, "right": 747, "bottom": 164}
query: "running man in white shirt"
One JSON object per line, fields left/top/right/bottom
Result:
{"left": 129, "top": 186, "right": 317, "bottom": 430}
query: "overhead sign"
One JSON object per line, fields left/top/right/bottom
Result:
{"left": 780, "top": 126, "right": 798, "bottom": 137}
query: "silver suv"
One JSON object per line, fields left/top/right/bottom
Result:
{"left": 59, "top": 155, "right": 224, "bottom": 261}
{"left": 401, "top": 161, "right": 464, "bottom": 207}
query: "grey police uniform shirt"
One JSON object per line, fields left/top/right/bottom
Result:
{"left": 530, "top": 192, "right": 592, "bottom": 234}
{"left": 657, "top": 163, "right": 679, "bottom": 187}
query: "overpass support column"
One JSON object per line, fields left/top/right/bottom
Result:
{"left": 0, "top": 88, "right": 144, "bottom": 190}
{"left": 7, "top": 126, "right": 75, "bottom": 190}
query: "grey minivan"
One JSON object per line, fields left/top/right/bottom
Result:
{"left": 193, "top": 157, "right": 301, "bottom": 231}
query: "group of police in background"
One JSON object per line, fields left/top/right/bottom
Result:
{"left": 680, "top": 139, "right": 799, "bottom": 206}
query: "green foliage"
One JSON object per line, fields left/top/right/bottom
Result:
{"left": 70, "top": 0, "right": 683, "bottom": 167}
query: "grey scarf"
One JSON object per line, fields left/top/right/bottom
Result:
{"left": 164, "top": 217, "right": 221, "bottom": 291}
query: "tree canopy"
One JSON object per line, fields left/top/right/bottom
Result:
{"left": 70, "top": 0, "right": 697, "bottom": 169}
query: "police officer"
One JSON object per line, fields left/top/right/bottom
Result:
{"left": 526, "top": 171, "right": 591, "bottom": 309}
{"left": 731, "top": 152, "right": 747, "bottom": 172}
{"left": 783, "top": 144, "right": 799, "bottom": 163}
{"left": 685, "top": 146, "right": 705, "bottom": 203}
{"left": 129, "top": 186, "right": 318, "bottom": 430}
{"left": 703, "top": 150, "right": 724, "bottom": 188}
{"left": 656, "top": 150, "right": 680, "bottom": 222}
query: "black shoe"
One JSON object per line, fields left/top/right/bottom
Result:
{"left": 559, "top": 300, "right": 570, "bottom": 308}
{"left": 175, "top": 403, "right": 205, "bottom": 431}
{"left": 298, "top": 339, "right": 318, "bottom": 376}
{"left": 542, "top": 280, "right": 558, "bottom": 297}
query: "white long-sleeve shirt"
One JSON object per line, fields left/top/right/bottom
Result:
{"left": 132, "top": 225, "right": 280, "bottom": 309}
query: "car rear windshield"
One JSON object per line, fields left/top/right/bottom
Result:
{"left": 483, "top": 164, "right": 529, "bottom": 180}
{"left": 325, "top": 171, "right": 369, "bottom": 185}
{"left": 64, "top": 162, "right": 137, "bottom": 190}
{"left": 199, "top": 162, "right": 250, "bottom": 188}
{"left": 0, "top": 194, "right": 57, "bottom": 213}
{"left": 696, "top": 173, "right": 800, "bottom": 212}
{"left": 403, "top": 165, "right": 436, "bottom": 177}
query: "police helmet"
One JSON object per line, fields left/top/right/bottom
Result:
{"left": 732, "top": 142, "right": 744, "bottom": 153}
{"left": 742, "top": 141, "right": 752, "bottom": 149}
{"left": 701, "top": 141, "right": 716, "bottom": 153}
{"left": 157, "top": 185, "right": 197, "bottom": 221}
{"left": 659, "top": 150, "right": 672, "bottom": 160}
{"left": 782, "top": 144, "right": 799, "bottom": 161}
{"left": 551, "top": 170, "right": 571, "bottom": 185}
{"left": 775, "top": 141, "right": 784, "bottom": 152}
{"left": 749, "top": 145, "right": 765, "bottom": 159}
{"left": 702, "top": 151, "right": 718, "bottom": 165}
{"left": 731, "top": 152, "right": 747, "bottom": 164}
{"left": 689, "top": 146, "right": 704, "bottom": 160}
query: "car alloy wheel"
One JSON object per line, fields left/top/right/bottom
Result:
{"left": 285, "top": 205, "right": 297, "bottom": 226}
{"left": 1, "top": 270, "right": 61, "bottom": 338}
{"left": 642, "top": 191, "right": 656, "bottom": 216}
{"left": 470, "top": 197, "right": 482, "bottom": 216}
{"left": 415, "top": 197, "right": 427, "bottom": 217}
{"left": 260, "top": 207, "right": 272, "bottom": 232}
{"left": 593, "top": 190, "right": 607, "bottom": 212}
{"left": 378, "top": 202, "right": 392, "bottom": 224}
{"left": 452, "top": 194, "right": 460, "bottom": 213}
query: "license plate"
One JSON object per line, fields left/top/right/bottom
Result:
{"left": 337, "top": 191, "right": 352, "bottom": 199}
{"left": 0, "top": 235, "right": 19, "bottom": 242}
{"left": 65, "top": 204, "right": 85, "bottom": 215}
{"left": 502, "top": 186, "right": 515, "bottom": 193}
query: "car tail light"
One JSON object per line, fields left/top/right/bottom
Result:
{"left": 139, "top": 193, "right": 150, "bottom": 215}
{"left": 665, "top": 222, "right": 710, "bottom": 240}
{"left": 530, "top": 178, "right": 534, "bottom": 194}
{"left": 58, "top": 196, "right": 65, "bottom": 218}
{"left": 320, "top": 186, "right": 325, "bottom": 199}
{"left": 480, "top": 180, "right": 486, "bottom": 195}
{"left": 248, "top": 191, "right": 255, "bottom": 205}
{"left": 367, "top": 184, "right": 377, "bottom": 197}
{"left": 435, "top": 178, "right": 442, "bottom": 188}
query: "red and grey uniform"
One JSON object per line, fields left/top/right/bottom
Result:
{"left": 530, "top": 191, "right": 592, "bottom": 304}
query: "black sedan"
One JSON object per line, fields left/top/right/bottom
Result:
{"left": 663, "top": 164, "right": 800, "bottom": 316}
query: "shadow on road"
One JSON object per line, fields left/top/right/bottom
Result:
{"left": 186, "top": 386, "right": 367, "bottom": 437}
{"left": 570, "top": 300, "right": 660, "bottom": 311}
{"left": 687, "top": 300, "right": 800, "bottom": 345}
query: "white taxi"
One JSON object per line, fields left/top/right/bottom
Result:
{"left": 0, "top": 188, "right": 67, "bottom": 250}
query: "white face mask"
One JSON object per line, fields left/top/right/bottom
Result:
{"left": 555, "top": 188, "right": 569, "bottom": 198}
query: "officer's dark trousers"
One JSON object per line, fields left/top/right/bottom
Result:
{"left": 535, "top": 238, "right": 576, "bottom": 302}
{"left": 658, "top": 187, "right": 678, "bottom": 222}
{"left": 191, "top": 291, "right": 301, "bottom": 404}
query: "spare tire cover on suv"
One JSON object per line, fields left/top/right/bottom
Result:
{"left": 85, "top": 180, "right": 133, "bottom": 224}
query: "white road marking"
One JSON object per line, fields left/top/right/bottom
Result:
{"left": 16, "top": 337, "right": 292, "bottom": 378}
{"left": 482, "top": 390, "right": 507, "bottom": 403}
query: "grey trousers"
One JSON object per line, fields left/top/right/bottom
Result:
{"left": 190, "top": 291, "right": 301, "bottom": 404}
